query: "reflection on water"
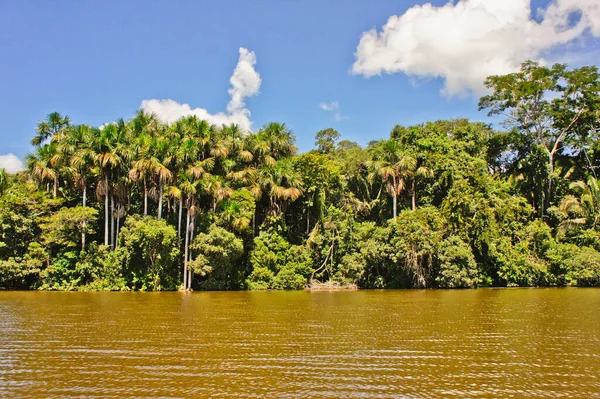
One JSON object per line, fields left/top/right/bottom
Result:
{"left": 1, "top": 289, "right": 599, "bottom": 398}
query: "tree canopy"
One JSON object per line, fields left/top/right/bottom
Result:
{"left": 2, "top": 61, "right": 600, "bottom": 291}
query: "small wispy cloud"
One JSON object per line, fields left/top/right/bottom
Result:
{"left": 319, "top": 101, "right": 339, "bottom": 112}
{"left": 319, "top": 101, "right": 347, "bottom": 121}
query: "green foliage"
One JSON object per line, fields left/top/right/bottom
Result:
{"left": 247, "top": 231, "right": 313, "bottom": 290}
{"left": 489, "top": 237, "right": 550, "bottom": 287}
{"left": 546, "top": 243, "right": 600, "bottom": 287}
{"left": 117, "top": 216, "right": 180, "bottom": 291}
{"left": 437, "top": 236, "right": 481, "bottom": 288}
{"left": 3, "top": 61, "right": 600, "bottom": 291}
{"left": 0, "top": 242, "right": 46, "bottom": 289}
{"left": 216, "top": 189, "right": 256, "bottom": 234}
{"left": 315, "top": 128, "right": 340, "bottom": 154}
{"left": 40, "top": 206, "right": 98, "bottom": 250}
{"left": 189, "top": 224, "right": 244, "bottom": 289}
{"left": 385, "top": 206, "right": 447, "bottom": 288}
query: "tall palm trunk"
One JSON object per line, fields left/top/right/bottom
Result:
{"left": 393, "top": 193, "right": 397, "bottom": 221}
{"left": 82, "top": 183, "right": 87, "bottom": 207}
{"left": 81, "top": 223, "right": 86, "bottom": 251}
{"left": 188, "top": 218, "right": 195, "bottom": 290}
{"left": 110, "top": 195, "right": 115, "bottom": 249}
{"left": 183, "top": 206, "right": 190, "bottom": 290}
{"left": 53, "top": 176, "right": 58, "bottom": 198}
{"left": 82, "top": 183, "right": 87, "bottom": 251}
{"left": 143, "top": 179, "right": 148, "bottom": 216}
{"left": 544, "top": 152, "right": 554, "bottom": 215}
{"left": 158, "top": 183, "right": 164, "bottom": 220}
{"left": 411, "top": 180, "right": 416, "bottom": 211}
{"left": 177, "top": 196, "right": 183, "bottom": 241}
{"left": 104, "top": 176, "right": 109, "bottom": 246}
{"left": 115, "top": 206, "right": 121, "bottom": 248}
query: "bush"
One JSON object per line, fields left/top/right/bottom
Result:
{"left": 436, "top": 236, "right": 480, "bottom": 288}
{"left": 189, "top": 225, "right": 244, "bottom": 290}
{"left": 489, "top": 237, "right": 550, "bottom": 287}
{"left": 546, "top": 243, "right": 600, "bottom": 286}
{"left": 246, "top": 232, "right": 313, "bottom": 290}
{"left": 117, "top": 215, "right": 180, "bottom": 291}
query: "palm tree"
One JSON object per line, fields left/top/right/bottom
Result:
{"left": 64, "top": 124, "right": 95, "bottom": 207}
{"left": 32, "top": 112, "right": 71, "bottom": 147}
{"left": 26, "top": 143, "right": 59, "bottom": 198}
{"left": 559, "top": 175, "right": 600, "bottom": 234}
{"left": 151, "top": 135, "right": 174, "bottom": 220}
{"left": 204, "top": 175, "right": 233, "bottom": 212}
{"left": 368, "top": 139, "right": 416, "bottom": 220}
{"left": 167, "top": 184, "right": 184, "bottom": 240}
{"left": 406, "top": 158, "right": 433, "bottom": 211}
{"left": 91, "top": 123, "right": 124, "bottom": 247}
{"left": 180, "top": 174, "right": 200, "bottom": 290}
{"left": 129, "top": 132, "right": 155, "bottom": 216}
{"left": 260, "top": 159, "right": 303, "bottom": 216}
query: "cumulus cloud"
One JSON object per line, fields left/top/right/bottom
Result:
{"left": 0, "top": 153, "right": 24, "bottom": 174}
{"left": 141, "top": 47, "right": 261, "bottom": 132}
{"left": 319, "top": 101, "right": 347, "bottom": 121}
{"left": 352, "top": 0, "right": 600, "bottom": 96}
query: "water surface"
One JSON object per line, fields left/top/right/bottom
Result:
{"left": 1, "top": 289, "right": 599, "bottom": 398}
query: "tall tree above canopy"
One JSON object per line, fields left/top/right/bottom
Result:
{"left": 368, "top": 139, "right": 416, "bottom": 220}
{"left": 478, "top": 61, "right": 600, "bottom": 213}
{"left": 315, "top": 128, "right": 340, "bottom": 154}
{"left": 32, "top": 112, "right": 71, "bottom": 147}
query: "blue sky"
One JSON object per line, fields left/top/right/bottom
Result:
{"left": 1, "top": 0, "right": 599, "bottom": 171}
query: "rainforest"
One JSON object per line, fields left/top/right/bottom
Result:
{"left": 1, "top": 61, "right": 600, "bottom": 291}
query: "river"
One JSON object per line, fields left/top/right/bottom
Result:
{"left": 1, "top": 289, "right": 599, "bottom": 398}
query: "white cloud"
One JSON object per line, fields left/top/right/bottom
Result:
{"left": 352, "top": 0, "right": 600, "bottom": 96}
{"left": 319, "top": 100, "right": 347, "bottom": 121}
{"left": 0, "top": 153, "right": 24, "bottom": 174}
{"left": 319, "top": 101, "right": 339, "bottom": 111}
{"left": 141, "top": 47, "right": 261, "bottom": 132}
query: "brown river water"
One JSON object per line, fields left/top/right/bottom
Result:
{"left": 0, "top": 289, "right": 599, "bottom": 398}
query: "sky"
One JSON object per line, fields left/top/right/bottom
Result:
{"left": 1, "top": 0, "right": 599, "bottom": 172}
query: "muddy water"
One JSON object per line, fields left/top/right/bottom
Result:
{"left": 1, "top": 289, "right": 599, "bottom": 398}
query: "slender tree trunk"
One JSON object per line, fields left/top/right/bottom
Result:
{"left": 110, "top": 195, "right": 115, "bottom": 249}
{"left": 411, "top": 180, "right": 416, "bottom": 211}
{"left": 545, "top": 152, "right": 554, "bottom": 215}
{"left": 306, "top": 205, "right": 310, "bottom": 235}
{"left": 158, "top": 183, "right": 164, "bottom": 220}
{"left": 143, "top": 179, "right": 148, "bottom": 216}
{"left": 81, "top": 223, "right": 86, "bottom": 251}
{"left": 82, "top": 183, "right": 87, "bottom": 251}
{"left": 393, "top": 193, "right": 397, "bottom": 221}
{"left": 188, "top": 218, "right": 195, "bottom": 290}
{"left": 53, "top": 177, "right": 58, "bottom": 199}
{"left": 115, "top": 207, "right": 120, "bottom": 248}
{"left": 183, "top": 208, "right": 190, "bottom": 290}
{"left": 177, "top": 196, "right": 183, "bottom": 241}
{"left": 104, "top": 176, "right": 109, "bottom": 246}
{"left": 82, "top": 183, "right": 87, "bottom": 207}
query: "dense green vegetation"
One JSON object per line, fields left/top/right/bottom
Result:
{"left": 1, "top": 61, "right": 600, "bottom": 291}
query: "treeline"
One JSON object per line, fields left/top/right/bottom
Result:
{"left": 1, "top": 61, "right": 600, "bottom": 291}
